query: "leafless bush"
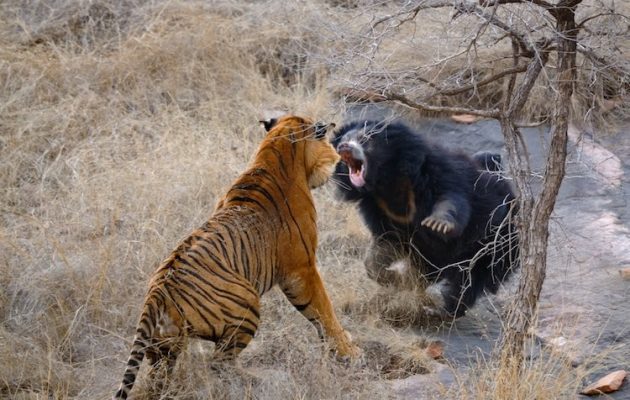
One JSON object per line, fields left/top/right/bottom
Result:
{"left": 327, "top": 0, "right": 629, "bottom": 128}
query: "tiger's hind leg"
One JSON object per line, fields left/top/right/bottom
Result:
{"left": 213, "top": 277, "right": 261, "bottom": 362}
{"left": 214, "top": 320, "right": 259, "bottom": 362}
{"left": 145, "top": 337, "right": 184, "bottom": 397}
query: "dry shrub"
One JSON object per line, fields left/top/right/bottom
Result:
{"left": 330, "top": 1, "right": 630, "bottom": 128}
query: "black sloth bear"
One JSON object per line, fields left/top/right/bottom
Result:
{"left": 331, "top": 119, "right": 519, "bottom": 318}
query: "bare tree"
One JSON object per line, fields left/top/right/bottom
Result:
{"left": 330, "top": 0, "right": 629, "bottom": 372}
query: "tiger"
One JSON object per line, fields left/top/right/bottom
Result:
{"left": 113, "top": 115, "right": 360, "bottom": 399}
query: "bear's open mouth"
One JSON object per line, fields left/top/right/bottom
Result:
{"left": 338, "top": 146, "right": 366, "bottom": 188}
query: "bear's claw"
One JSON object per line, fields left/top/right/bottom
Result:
{"left": 421, "top": 216, "right": 455, "bottom": 235}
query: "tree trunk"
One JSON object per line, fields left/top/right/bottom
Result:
{"left": 500, "top": 1, "right": 580, "bottom": 369}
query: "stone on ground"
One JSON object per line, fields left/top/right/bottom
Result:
{"left": 580, "top": 370, "right": 627, "bottom": 395}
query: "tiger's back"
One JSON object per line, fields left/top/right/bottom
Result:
{"left": 113, "top": 115, "right": 358, "bottom": 399}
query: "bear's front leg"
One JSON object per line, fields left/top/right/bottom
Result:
{"left": 421, "top": 193, "right": 470, "bottom": 237}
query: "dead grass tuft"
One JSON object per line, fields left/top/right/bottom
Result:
{"left": 449, "top": 342, "right": 595, "bottom": 400}
{"left": 342, "top": 286, "right": 442, "bottom": 328}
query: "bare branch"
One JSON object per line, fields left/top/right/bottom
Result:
{"left": 424, "top": 63, "right": 529, "bottom": 99}
{"left": 382, "top": 91, "right": 501, "bottom": 118}
{"left": 577, "top": 45, "right": 630, "bottom": 89}
{"left": 335, "top": 88, "right": 387, "bottom": 103}
{"left": 500, "top": 118, "right": 533, "bottom": 217}
{"left": 515, "top": 119, "right": 549, "bottom": 128}
{"left": 501, "top": 1, "right": 579, "bottom": 370}
{"left": 548, "top": 0, "right": 583, "bottom": 19}
{"left": 576, "top": 12, "right": 630, "bottom": 29}
{"left": 480, "top": 0, "right": 554, "bottom": 9}
{"left": 470, "top": 4, "right": 538, "bottom": 57}
{"left": 371, "top": 1, "right": 457, "bottom": 29}
{"left": 507, "top": 46, "right": 550, "bottom": 118}
{"left": 558, "top": 0, "right": 582, "bottom": 7}
{"left": 535, "top": 12, "right": 578, "bottom": 227}
{"left": 504, "top": 39, "right": 521, "bottom": 112}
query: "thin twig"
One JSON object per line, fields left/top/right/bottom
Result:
{"left": 371, "top": 0, "right": 457, "bottom": 29}
{"left": 576, "top": 11, "right": 630, "bottom": 29}
{"left": 577, "top": 45, "right": 630, "bottom": 88}
{"left": 424, "top": 63, "right": 529, "bottom": 99}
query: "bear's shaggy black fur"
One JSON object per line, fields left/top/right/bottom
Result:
{"left": 331, "top": 120, "right": 519, "bottom": 318}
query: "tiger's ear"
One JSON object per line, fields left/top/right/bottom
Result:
{"left": 259, "top": 118, "right": 278, "bottom": 132}
{"left": 314, "top": 122, "right": 335, "bottom": 139}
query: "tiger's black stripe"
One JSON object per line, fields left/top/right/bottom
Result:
{"left": 244, "top": 167, "right": 311, "bottom": 258}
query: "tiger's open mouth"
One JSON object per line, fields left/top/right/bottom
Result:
{"left": 337, "top": 142, "right": 366, "bottom": 188}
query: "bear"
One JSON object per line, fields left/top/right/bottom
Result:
{"left": 331, "top": 119, "right": 519, "bottom": 318}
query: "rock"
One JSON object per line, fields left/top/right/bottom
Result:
{"left": 601, "top": 96, "right": 624, "bottom": 112}
{"left": 580, "top": 370, "right": 627, "bottom": 395}
{"left": 390, "top": 363, "right": 455, "bottom": 399}
{"left": 548, "top": 336, "right": 568, "bottom": 348}
{"left": 619, "top": 267, "right": 630, "bottom": 280}
{"left": 450, "top": 114, "right": 480, "bottom": 124}
{"left": 425, "top": 340, "right": 444, "bottom": 360}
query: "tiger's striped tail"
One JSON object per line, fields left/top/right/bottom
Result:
{"left": 113, "top": 301, "right": 158, "bottom": 400}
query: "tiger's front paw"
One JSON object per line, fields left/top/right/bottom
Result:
{"left": 421, "top": 215, "right": 456, "bottom": 235}
{"left": 332, "top": 331, "right": 363, "bottom": 363}
{"left": 335, "top": 346, "right": 364, "bottom": 368}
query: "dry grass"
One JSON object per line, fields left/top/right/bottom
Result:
{"left": 0, "top": 1, "right": 435, "bottom": 398}
{"left": 0, "top": 0, "right": 621, "bottom": 399}
{"left": 444, "top": 332, "right": 622, "bottom": 400}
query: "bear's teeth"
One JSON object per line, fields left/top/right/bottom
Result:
{"left": 349, "top": 165, "right": 366, "bottom": 187}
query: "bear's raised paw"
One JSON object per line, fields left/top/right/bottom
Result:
{"left": 421, "top": 215, "right": 455, "bottom": 235}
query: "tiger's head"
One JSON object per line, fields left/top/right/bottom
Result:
{"left": 260, "top": 115, "right": 339, "bottom": 189}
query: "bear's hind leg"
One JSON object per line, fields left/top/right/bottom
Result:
{"left": 473, "top": 151, "right": 502, "bottom": 172}
{"left": 426, "top": 268, "right": 487, "bottom": 318}
{"left": 366, "top": 238, "right": 424, "bottom": 288}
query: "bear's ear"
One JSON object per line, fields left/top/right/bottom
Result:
{"left": 259, "top": 118, "right": 278, "bottom": 132}
{"left": 329, "top": 124, "right": 347, "bottom": 145}
{"left": 314, "top": 122, "right": 335, "bottom": 140}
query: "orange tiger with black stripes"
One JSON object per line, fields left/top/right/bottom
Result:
{"left": 113, "top": 115, "right": 360, "bottom": 399}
